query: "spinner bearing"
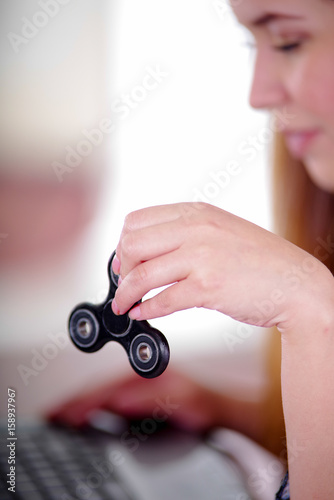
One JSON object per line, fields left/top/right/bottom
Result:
{"left": 68, "top": 251, "right": 170, "bottom": 378}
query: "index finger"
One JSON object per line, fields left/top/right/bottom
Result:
{"left": 114, "top": 203, "right": 188, "bottom": 268}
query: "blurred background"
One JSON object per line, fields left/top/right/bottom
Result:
{"left": 0, "top": 0, "right": 272, "bottom": 416}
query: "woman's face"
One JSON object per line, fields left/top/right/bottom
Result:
{"left": 232, "top": 0, "right": 334, "bottom": 192}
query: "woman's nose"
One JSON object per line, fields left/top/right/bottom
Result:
{"left": 249, "top": 51, "right": 287, "bottom": 110}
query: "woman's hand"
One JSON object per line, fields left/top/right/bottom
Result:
{"left": 112, "top": 202, "right": 327, "bottom": 332}
{"left": 47, "top": 369, "right": 228, "bottom": 432}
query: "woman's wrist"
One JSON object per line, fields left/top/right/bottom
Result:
{"left": 278, "top": 255, "right": 334, "bottom": 337}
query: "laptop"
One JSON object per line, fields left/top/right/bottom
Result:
{"left": 0, "top": 411, "right": 252, "bottom": 500}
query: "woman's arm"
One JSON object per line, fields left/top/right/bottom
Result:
{"left": 279, "top": 287, "right": 334, "bottom": 499}
{"left": 112, "top": 202, "right": 334, "bottom": 499}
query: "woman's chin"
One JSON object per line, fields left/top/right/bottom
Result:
{"left": 304, "top": 155, "right": 334, "bottom": 194}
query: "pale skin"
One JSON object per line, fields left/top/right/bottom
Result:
{"left": 51, "top": 1, "right": 334, "bottom": 498}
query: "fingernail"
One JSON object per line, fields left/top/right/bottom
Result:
{"left": 129, "top": 305, "right": 141, "bottom": 320}
{"left": 112, "top": 299, "right": 120, "bottom": 316}
{"left": 112, "top": 255, "right": 121, "bottom": 274}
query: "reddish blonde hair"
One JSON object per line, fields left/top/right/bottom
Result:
{"left": 262, "top": 132, "right": 334, "bottom": 455}
{"left": 272, "top": 132, "right": 334, "bottom": 264}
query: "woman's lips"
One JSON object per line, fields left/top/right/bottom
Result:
{"left": 283, "top": 130, "right": 320, "bottom": 159}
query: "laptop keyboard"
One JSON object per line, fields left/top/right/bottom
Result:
{"left": 0, "top": 424, "right": 135, "bottom": 500}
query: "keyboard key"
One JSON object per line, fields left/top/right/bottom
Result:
{"left": 16, "top": 480, "right": 39, "bottom": 492}
{"left": 34, "top": 467, "right": 60, "bottom": 479}
{"left": 40, "top": 475, "right": 64, "bottom": 488}
{"left": 102, "top": 481, "right": 134, "bottom": 500}
{"left": 17, "top": 491, "right": 45, "bottom": 500}
{"left": 44, "top": 486, "right": 78, "bottom": 500}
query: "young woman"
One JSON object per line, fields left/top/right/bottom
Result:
{"left": 52, "top": 1, "right": 334, "bottom": 498}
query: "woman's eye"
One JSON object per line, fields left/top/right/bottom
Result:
{"left": 275, "top": 42, "right": 301, "bottom": 52}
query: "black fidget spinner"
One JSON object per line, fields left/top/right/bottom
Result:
{"left": 68, "top": 251, "right": 170, "bottom": 378}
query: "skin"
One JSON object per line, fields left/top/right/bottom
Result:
{"left": 52, "top": 1, "right": 334, "bottom": 497}
{"left": 48, "top": 367, "right": 266, "bottom": 448}
{"left": 237, "top": 0, "right": 334, "bottom": 192}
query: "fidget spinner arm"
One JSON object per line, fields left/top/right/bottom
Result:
{"left": 68, "top": 251, "right": 170, "bottom": 378}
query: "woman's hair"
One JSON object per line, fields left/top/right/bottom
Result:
{"left": 263, "top": 133, "right": 334, "bottom": 456}
{"left": 272, "top": 132, "right": 334, "bottom": 272}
